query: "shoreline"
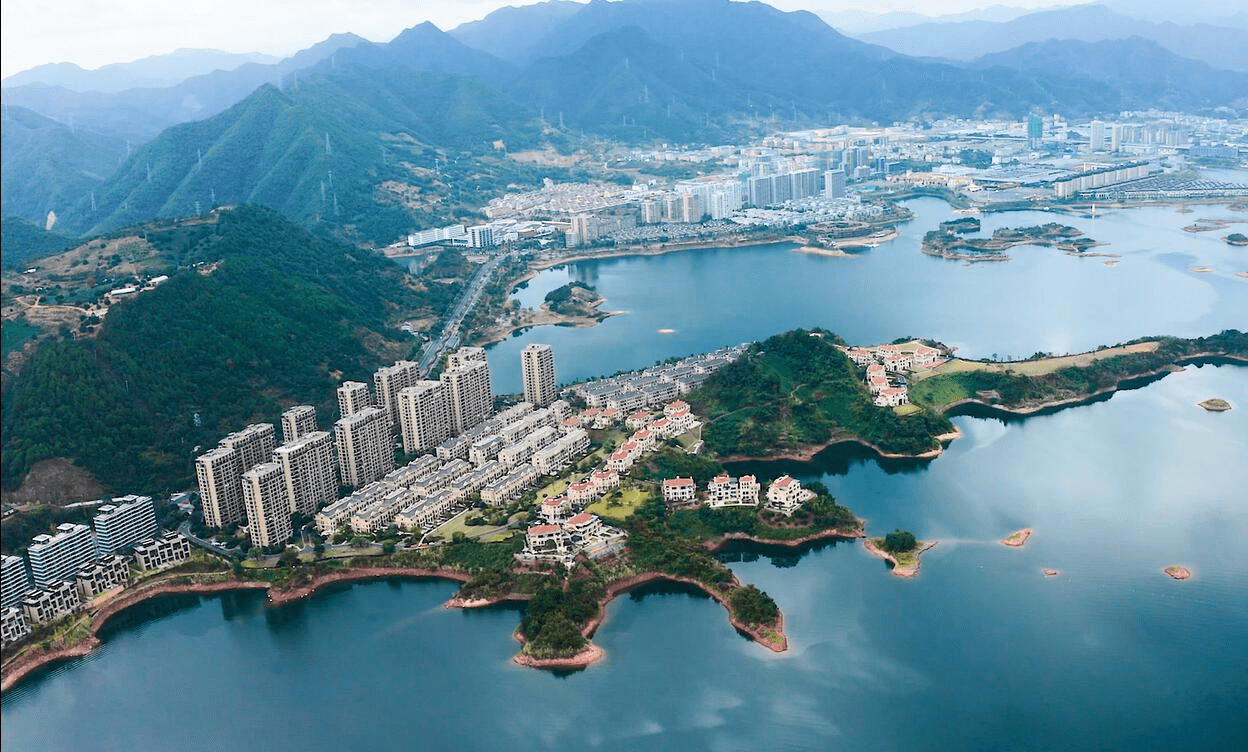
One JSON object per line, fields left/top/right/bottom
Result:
{"left": 941, "top": 353, "right": 1248, "bottom": 419}
{"left": 863, "top": 539, "right": 938, "bottom": 578}
{"left": 1000, "top": 528, "right": 1033, "bottom": 547}
{"left": 719, "top": 430, "right": 958, "bottom": 465}
{"left": 2, "top": 569, "right": 477, "bottom": 692}
{"left": 529, "top": 235, "right": 804, "bottom": 271}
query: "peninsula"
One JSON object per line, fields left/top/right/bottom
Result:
{"left": 864, "top": 530, "right": 934, "bottom": 578}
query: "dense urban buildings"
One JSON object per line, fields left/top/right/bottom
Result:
{"left": 521, "top": 343, "right": 557, "bottom": 407}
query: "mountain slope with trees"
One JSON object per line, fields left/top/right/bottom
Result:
{"left": 0, "top": 205, "right": 426, "bottom": 496}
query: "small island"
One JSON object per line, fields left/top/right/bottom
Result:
{"left": 1001, "top": 528, "right": 1033, "bottom": 547}
{"left": 1226, "top": 232, "right": 1248, "bottom": 247}
{"left": 1164, "top": 565, "right": 1192, "bottom": 581}
{"left": 864, "top": 529, "right": 934, "bottom": 578}
{"left": 478, "top": 280, "right": 618, "bottom": 345}
{"left": 1198, "top": 398, "right": 1232, "bottom": 412}
{"left": 922, "top": 222, "right": 1102, "bottom": 262}
{"left": 1042, "top": 569, "right": 1060, "bottom": 577}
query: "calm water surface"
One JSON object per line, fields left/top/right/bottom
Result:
{"left": 4, "top": 365, "right": 1246, "bottom": 751}
{"left": 5, "top": 192, "right": 1248, "bottom": 750}
{"left": 488, "top": 197, "right": 1246, "bottom": 393}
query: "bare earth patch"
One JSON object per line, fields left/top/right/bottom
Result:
{"left": 2, "top": 457, "right": 108, "bottom": 506}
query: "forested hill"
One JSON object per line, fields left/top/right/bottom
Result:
{"left": 687, "top": 329, "right": 953, "bottom": 458}
{"left": 1, "top": 205, "right": 423, "bottom": 497}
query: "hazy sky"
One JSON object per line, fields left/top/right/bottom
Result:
{"left": 1, "top": 0, "right": 1088, "bottom": 79}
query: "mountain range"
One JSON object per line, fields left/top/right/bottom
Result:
{"left": 858, "top": 4, "right": 1248, "bottom": 72}
{"left": 3, "top": 0, "right": 1246, "bottom": 246}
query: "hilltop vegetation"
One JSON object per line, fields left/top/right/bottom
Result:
{"left": 688, "top": 329, "right": 953, "bottom": 458}
{"left": 909, "top": 331, "right": 1248, "bottom": 412}
{"left": 1, "top": 206, "right": 427, "bottom": 496}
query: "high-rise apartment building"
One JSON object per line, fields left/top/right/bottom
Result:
{"left": 521, "top": 344, "right": 557, "bottom": 408}
{"left": 2, "top": 555, "right": 34, "bottom": 610}
{"left": 196, "top": 445, "right": 244, "bottom": 528}
{"left": 397, "top": 381, "right": 452, "bottom": 455}
{"left": 281, "top": 405, "right": 317, "bottom": 444}
{"left": 373, "top": 360, "right": 420, "bottom": 430}
{"left": 448, "top": 346, "right": 488, "bottom": 371}
{"left": 442, "top": 359, "right": 493, "bottom": 435}
{"left": 27, "top": 524, "right": 96, "bottom": 589}
{"left": 337, "top": 381, "right": 372, "bottom": 418}
{"left": 823, "top": 169, "right": 846, "bottom": 199}
{"left": 273, "top": 430, "right": 338, "bottom": 516}
{"left": 334, "top": 406, "right": 395, "bottom": 488}
{"left": 241, "top": 462, "right": 292, "bottom": 548}
{"left": 93, "top": 495, "right": 157, "bottom": 555}
{"left": 221, "top": 423, "right": 275, "bottom": 474}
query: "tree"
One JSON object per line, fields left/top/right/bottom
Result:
{"left": 278, "top": 549, "right": 300, "bottom": 568}
{"left": 882, "top": 529, "right": 917, "bottom": 553}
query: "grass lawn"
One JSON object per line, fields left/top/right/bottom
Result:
{"left": 674, "top": 425, "right": 703, "bottom": 449}
{"left": 893, "top": 403, "right": 922, "bottom": 417}
{"left": 908, "top": 376, "right": 974, "bottom": 411}
{"left": 912, "top": 342, "right": 1160, "bottom": 382}
{"left": 584, "top": 485, "right": 652, "bottom": 523}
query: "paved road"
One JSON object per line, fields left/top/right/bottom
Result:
{"left": 417, "top": 252, "right": 509, "bottom": 376}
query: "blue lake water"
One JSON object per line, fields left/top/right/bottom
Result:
{"left": 487, "top": 198, "right": 1246, "bottom": 394}
{"left": 4, "top": 193, "right": 1248, "bottom": 750}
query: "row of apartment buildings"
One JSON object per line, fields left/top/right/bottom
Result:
{"left": 196, "top": 344, "right": 558, "bottom": 549}
{"left": 3, "top": 531, "right": 193, "bottom": 648}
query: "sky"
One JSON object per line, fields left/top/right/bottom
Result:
{"left": 1, "top": 0, "right": 1092, "bottom": 80}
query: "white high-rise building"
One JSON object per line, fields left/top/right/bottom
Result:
{"left": 447, "top": 346, "right": 488, "bottom": 371}
{"left": 196, "top": 445, "right": 244, "bottom": 528}
{"left": 273, "top": 430, "right": 338, "bottom": 516}
{"left": 398, "top": 381, "right": 452, "bottom": 455}
{"left": 337, "top": 381, "right": 372, "bottom": 418}
{"left": 221, "top": 423, "right": 275, "bottom": 474}
{"left": 334, "top": 406, "right": 395, "bottom": 488}
{"left": 442, "top": 360, "right": 493, "bottom": 435}
{"left": 374, "top": 360, "right": 421, "bottom": 430}
{"left": 521, "top": 343, "right": 557, "bottom": 408}
{"left": 2, "top": 555, "right": 34, "bottom": 610}
{"left": 281, "top": 405, "right": 317, "bottom": 444}
{"left": 92, "top": 495, "right": 157, "bottom": 555}
{"left": 27, "top": 524, "right": 96, "bottom": 589}
{"left": 1089, "top": 120, "right": 1105, "bottom": 152}
{"left": 241, "top": 462, "right": 292, "bottom": 548}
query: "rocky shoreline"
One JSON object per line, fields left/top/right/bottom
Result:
{"left": 864, "top": 539, "right": 938, "bottom": 578}
{"left": 2, "top": 570, "right": 482, "bottom": 692}
{"left": 1000, "top": 529, "right": 1033, "bottom": 547}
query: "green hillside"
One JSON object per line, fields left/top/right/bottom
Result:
{"left": 0, "top": 217, "right": 79, "bottom": 272}
{"left": 688, "top": 329, "right": 953, "bottom": 458}
{"left": 1, "top": 205, "right": 426, "bottom": 495}
{"left": 58, "top": 68, "right": 546, "bottom": 244}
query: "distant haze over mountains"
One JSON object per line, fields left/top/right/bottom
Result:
{"left": 856, "top": 4, "right": 1248, "bottom": 71}
{"left": 2, "top": 49, "right": 279, "bottom": 94}
{"left": 2, "top": 0, "right": 1246, "bottom": 245}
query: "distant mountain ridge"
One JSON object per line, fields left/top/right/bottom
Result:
{"left": 5, "top": 0, "right": 1247, "bottom": 246}
{"left": 858, "top": 4, "right": 1248, "bottom": 72}
{"left": 2, "top": 48, "right": 279, "bottom": 93}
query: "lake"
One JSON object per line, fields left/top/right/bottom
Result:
{"left": 4, "top": 194, "right": 1247, "bottom": 751}
{"left": 486, "top": 198, "right": 1246, "bottom": 394}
